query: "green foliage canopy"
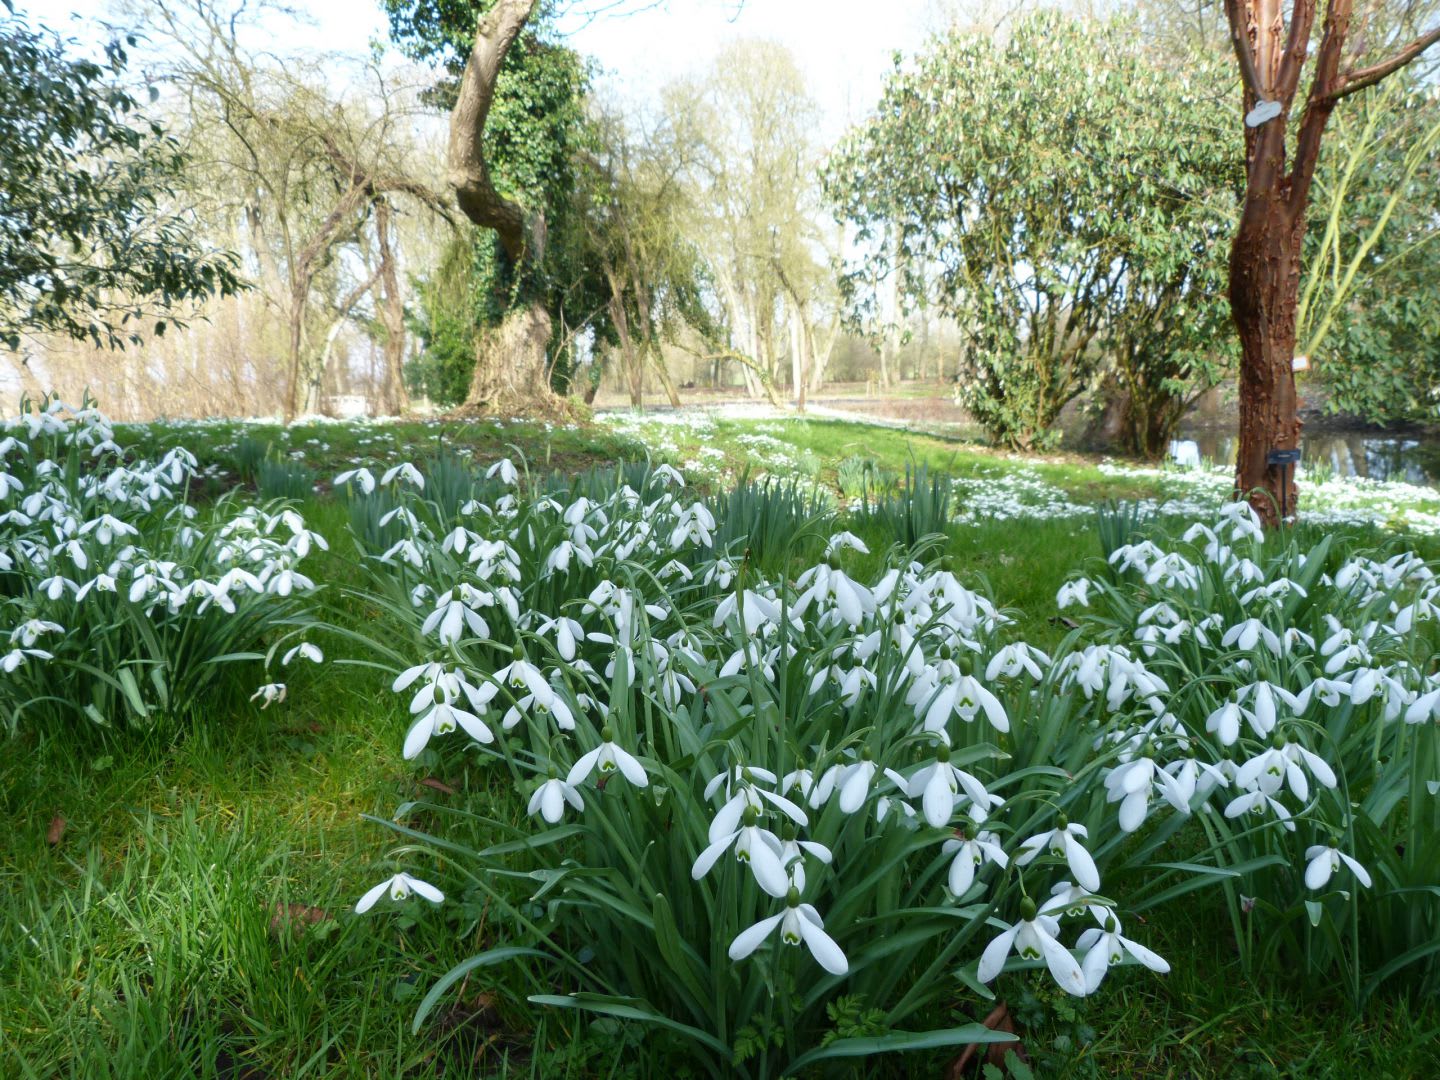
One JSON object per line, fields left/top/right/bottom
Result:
{"left": 1300, "top": 78, "right": 1440, "bottom": 425}
{"left": 825, "top": 12, "right": 1243, "bottom": 453}
{"left": 0, "top": 6, "right": 241, "bottom": 351}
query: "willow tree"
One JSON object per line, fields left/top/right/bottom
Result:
{"left": 1222, "top": 0, "right": 1440, "bottom": 521}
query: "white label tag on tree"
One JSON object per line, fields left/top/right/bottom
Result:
{"left": 1292, "top": 355, "right": 1310, "bottom": 371}
{"left": 1246, "top": 100, "right": 1282, "bottom": 127}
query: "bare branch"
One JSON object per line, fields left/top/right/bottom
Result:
{"left": 1223, "top": 0, "right": 1265, "bottom": 96}
{"left": 1331, "top": 24, "right": 1440, "bottom": 99}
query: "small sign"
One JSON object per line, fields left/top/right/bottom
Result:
{"left": 1292, "top": 354, "right": 1310, "bottom": 372}
{"left": 1246, "top": 100, "right": 1283, "bottom": 127}
{"left": 1267, "top": 448, "right": 1302, "bottom": 466}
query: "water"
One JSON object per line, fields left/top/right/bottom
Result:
{"left": 608, "top": 392, "right": 1440, "bottom": 490}
{"left": 1170, "top": 429, "right": 1440, "bottom": 487}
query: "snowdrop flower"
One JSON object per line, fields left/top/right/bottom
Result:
{"left": 529, "top": 775, "right": 585, "bottom": 824}
{"left": 381, "top": 462, "right": 425, "bottom": 489}
{"left": 334, "top": 467, "right": 376, "bottom": 494}
{"left": 355, "top": 872, "right": 444, "bottom": 914}
{"left": 250, "top": 683, "right": 287, "bottom": 708}
{"left": 1235, "top": 742, "right": 1336, "bottom": 802}
{"left": 704, "top": 558, "right": 738, "bottom": 590}
{"left": 378, "top": 538, "right": 424, "bottom": 568}
{"left": 1145, "top": 552, "right": 1200, "bottom": 591}
{"left": 535, "top": 615, "right": 585, "bottom": 661}
{"left": 78, "top": 514, "right": 137, "bottom": 545}
{"left": 1304, "top": 845, "right": 1372, "bottom": 890}
{"left": 1056, "top": 578, "right": 1091, "bottom": 609}
{"left": 567, "top": 727, "right": 648, "bottom": 788}
{"left": 1016, "top": 816, "right": 1101, "bottom": 892}
{"left": 1223, "top": 618, "right": 1283, "bottom": 657}
{"left": 1039, "top": 881, "right": 1113, "bottom": 921}
{"left": 493, "top": 653, "right": 551, "bottom": 699}
{"left": 282, "top": 642, "right": 324, "bottom": 665}
{"left": 1223, "top": 788, "right": 1296, "bottom": 831}
{"left": 1217, "top": 501, "right": 1263, "bottom": 542}
{"left": 486, "top": 458, "right": 518, "bottom": 485}
{"left": 1205, "top": 700, "right": 1247, "bottom": 746}
{"left": 75, "top": 573, "right": 117, "bottom": 600}
{"left": 794, "top": 561, "right": 875, "bottom": 628}
{"left": 651, "top": 464, "right": 685, "bottom": 487}
{"left": 405, "top": 691, "right": 496, "bottom": 758}
{"left": 668, "top": 502, "right": 716, "bottom": 548}
{"left": 835, "top": 752, "right": 879, "bottom": 814}
{"left": 1104, "top": 753, "right": 1195, "bottom": 832}
{"left": 501, "top": 691, "right": 576, "bottom": 733}
{"left": 978, "top": 896, "right": 1087, "bottom": 996}
{"left": 985, "top": 642, "right": 1048, "bottom": 681}
{"left": 422, "top": 588, "right": 492, "bottom": 644}
{"left": 776, "top": 824, "right": 832, "bottom": 891}
{"left": 1110, "top": 541, "right": 1163, "bottom": 575}
{"left": 713, "top": 589, "right": 782, "bottom": 634}
{"left": 942, "top": 824, "right": 1008, "bottom": 896}
{"left": 728, "top": 889, "right": 847, "bottom": 976}
{"left": 907, "top": 745, "right": 997, "bottom": 828}
{"left": 10, "top": 619, "right": 63, "bottom": 648}
{"left": 1404, "top": 686, "right": 1440, "bottom": 724}
{"left": 919, "top": 672, "right": 1010, "bottom": 736}
{"left": 1, "top": 647, "right": 51, "bottom": 672}
{"left": 1077, "top": 912, "right": 1170, "bottom": 993}
{"left": 702, "top": 766, "right": 809, "bottom": 838}
{"left": 692, "top": 805, "right": 790, "bottom": 898}
{"left": 808, "top": 662, "right": 875, "bottom": 707}
{"left": 824, "top": 531, "right": 869, "bottom": 557}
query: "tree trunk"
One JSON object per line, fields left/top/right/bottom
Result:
{"left": 284, "top": 292, "right": 307, "bottom": 421}
{"left": 374, "top": 199, "right": 410, "bottom": 416}
{"left": 789, "top": 312, "right": 809, "bottom": 413}
{"left": 649, "top": 341, "right": 682, "bottom": 408}
{"left": 1231, "top": 203, "right": 1304, "bottom": 521}
{"left": 463, "top": 301, "right": 557, "bottom": 415}
{"left": 1220, "top": 0, "right": 1440, "bottom": 524}
{"left": 447, "top": 0, "right": 568, "bottom": 418}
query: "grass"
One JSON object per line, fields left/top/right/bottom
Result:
{"left": 3, "top": 411, "right": 1439, "bottom": 1077}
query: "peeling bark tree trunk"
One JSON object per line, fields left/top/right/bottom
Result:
{"left": 446, "top": 0, "right": 568, "bottom": 418}
{"left": 1223, "top": 0, "right": 1440, "bottom": 523}
{"left": 1230, "top": 193, "right": 1308, "bottom": 519}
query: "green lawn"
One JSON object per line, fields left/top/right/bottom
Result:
{"left": 3, "top": 413, "right": 1438, "bottom": 1078}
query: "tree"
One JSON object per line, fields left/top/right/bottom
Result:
{"left": 583, "top": 101, "right": 714, "bottom": 408}
{"left": 1297, "top": 76, "right": 1440, "bottom": 423}
{"left": 1220, "top": 0, "right": 1440, "bottom": 522}
{"left": 663, "top": 39, "right": 832, "bottom": 408}
{"left": 141, "top": 0, "right": 448, "bottom": 420}
{"left": 0, "top": 4, "right": 240, "bottom": 352}
{"left": 386, "top": 0, "right": 605, "bottom": 415}
{"left": 826, "top": 13, "right": 1241, "bottom": 452}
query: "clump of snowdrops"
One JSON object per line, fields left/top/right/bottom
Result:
{"left": 1059, "top": 502, "right": 1440, "bottom": 1004}
{"left": 344, "top": 457, "right": 1214, "bottom": 1076}
{"left": 0, "top": 394, "right": 324, "bottom": 731}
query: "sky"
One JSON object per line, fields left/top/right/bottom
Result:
{"left": 50, "top": 0, "right": 940, "bottom": 142}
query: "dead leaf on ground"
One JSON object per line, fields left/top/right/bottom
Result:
{"left": 46, "top": 814, "right": 66, "bottom": 845}
{"left": 948, "top": 1001, "right": 1026, "bottom": 1079}
{"left": 421, "top": 777, "right": 458, "bottom": 796}
{"left": 268, "top": 902, "right": 332, "bottom": 936}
